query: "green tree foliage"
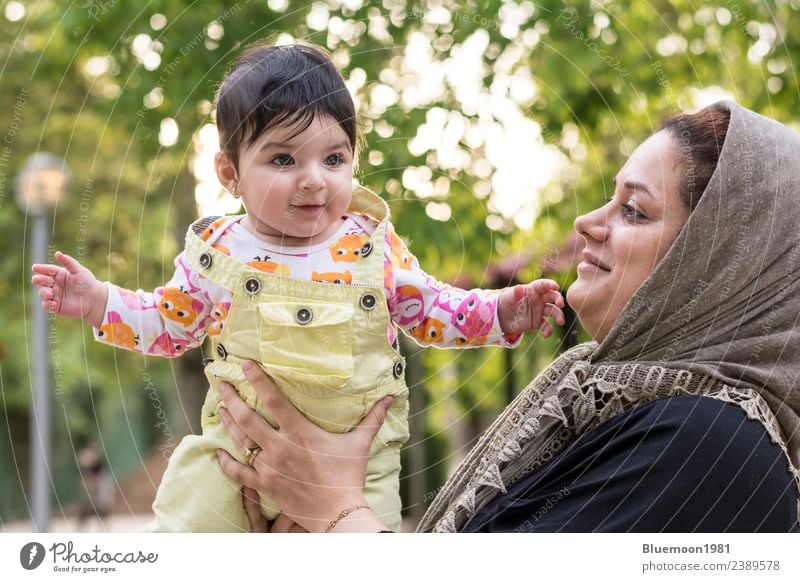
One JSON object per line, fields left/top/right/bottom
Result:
{"left": 1, "top": 0, "right": 798, "bottom": 520}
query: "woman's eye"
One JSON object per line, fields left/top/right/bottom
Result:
{"left": 622, "top": 203, "right": 646, "bottom": 221}
{"left": 271, "top": 154, "right": 293, "bottom": 167}
{"left": 325, "top": 153, "right": 345, "bottom": 166}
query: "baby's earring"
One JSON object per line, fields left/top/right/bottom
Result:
{"left": 231, "top": 184, "right": 240, "bottom": 198}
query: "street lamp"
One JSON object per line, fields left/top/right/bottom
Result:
{"left": 15, "top": 153, "right": 71, "bottom": 532}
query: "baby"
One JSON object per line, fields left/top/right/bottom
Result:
{"left": 31, "top": 41, "right": 564, "bottom": 532}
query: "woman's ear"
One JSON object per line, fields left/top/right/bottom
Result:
{"left": 215, "top": 151, "right": 238, "bottom": 192}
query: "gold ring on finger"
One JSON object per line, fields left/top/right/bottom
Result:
{"left": 243, "top": 445, "right": 262, "bottom": 467}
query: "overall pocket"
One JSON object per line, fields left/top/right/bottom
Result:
{"left": 257, "top": 297, "right": 354, "bottom": 392}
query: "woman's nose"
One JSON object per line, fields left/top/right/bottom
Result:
{"left": 574, "top": 205, "right": 608, "bottom": 242}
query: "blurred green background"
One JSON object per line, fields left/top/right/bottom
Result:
{"left": 1, "top": 0, "right": 798, "bottom": 527}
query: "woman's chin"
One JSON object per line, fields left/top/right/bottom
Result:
{"left": 566, "top": 283, "right": 602, "bottom": 340}
{"left": 566, "top": 280, "right": 590, "bottom": 312}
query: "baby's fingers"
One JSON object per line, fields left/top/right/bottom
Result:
{"left": 542, "top": 304, "right": 566, "bottom": 327}
{"left": 544, "top": 290, "right": 565, "bottom": 308}
{"left": 38, "top": 286, "right": 53, "bottom": 301}
{"left": 530, "top": 279, "right": 560, "bottom": 293}
{"left": 31, "top": 263, "right": 62, "bottom": 277}
{"left": 31, "top": 274, "right": 54, "bottom": 288}
{"left": 55, "top": 251, "right": 83, "bottom": 274}
{"left": 528, "top": 280, "right": 564, "bottom": 307}
{"left": 35, "top": 283, "right": 61, "bottom": 313}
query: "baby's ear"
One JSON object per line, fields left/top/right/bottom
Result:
{"left": 214, "top": 151, "right": 238, "bottom": 190}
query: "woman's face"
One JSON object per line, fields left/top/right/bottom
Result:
{"left": 566, "top": 130, "right": 689, "bottom": 342}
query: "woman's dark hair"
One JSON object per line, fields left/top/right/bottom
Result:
{"left": 660, "top": 107, "right": 731, "bottom": 211}
{"left": 215, "top": 41, "right": 359, "bottom": 170}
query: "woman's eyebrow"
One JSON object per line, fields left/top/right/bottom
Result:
{"left": 612, "top": 177, "right": 654, "bottom": 197}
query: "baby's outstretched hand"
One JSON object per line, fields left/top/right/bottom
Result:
{"left": 498, "top": 279, "right": 565, "bottom": 339}
{"left": 31, "top": 251, "right": 107, "bottom": 327}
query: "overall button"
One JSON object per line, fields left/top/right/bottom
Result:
{"left": 216, "top": 344, "right": 228, "bottom": 360}
{"left": 393, "top": 361, "right": 404, "bottom": 378}
{"left": 244, "top": 277, "right": 261, "bottom": 295}
{"left": 199, "top": 253, "right": 213, "bottom": 269}
{"left": 359, "top": 293, "right": 377, "bottom": 310}
{"left": 359, "top": 241, "right": 373, "bottom": 257}
{"left": 295, "top": 307, "right": 313, "bottom": 325}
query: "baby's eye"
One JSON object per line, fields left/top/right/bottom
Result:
{"left": 270, "top": 154, "right": 294, "bottom": 167}
{"left": 324, "top": 153, "right": 345, "bottom": 166}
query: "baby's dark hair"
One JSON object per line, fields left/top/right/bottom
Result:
{"left": 215, "top": 41, "right": 358, "bottom": 170}
{"left": 660, "top": 106, "right": 731, "bottom": 212}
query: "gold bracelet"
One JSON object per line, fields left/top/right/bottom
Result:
{"left": 323, "top": 504, "right": 371, "bottom": 533}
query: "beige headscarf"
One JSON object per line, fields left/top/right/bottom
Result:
{"left": 418, "top": 101, "right": 800, "bottom": 532}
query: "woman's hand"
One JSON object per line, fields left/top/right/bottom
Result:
{"left": 216, "top": 360, "right": 394, "bottom": 532}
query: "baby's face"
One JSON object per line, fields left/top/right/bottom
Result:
{"left": 235, "top": 114, "right": 354, "bottom": 246}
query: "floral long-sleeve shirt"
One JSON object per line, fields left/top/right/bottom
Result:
{"left": 94, "top": 213, "right": 520, "bottom": 357}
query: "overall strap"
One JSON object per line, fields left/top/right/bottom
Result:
{"left": 348, "top": 185, "right": 391, "bottom": 287}
{"left": 184, "top": 215, "right": 251, "bottom": 291}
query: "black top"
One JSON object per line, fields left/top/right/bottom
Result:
{"left": 463, "top": 395, "right": 799, "bottom": 532}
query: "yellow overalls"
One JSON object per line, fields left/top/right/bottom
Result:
{"left": 143, "top": 188, "right": 410, "bottom": 532}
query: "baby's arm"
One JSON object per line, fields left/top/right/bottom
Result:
{"left": 386, "top": 227, "right": 564, "bottom": 346}
{"left": 33, "top": 250, "right": 213, "bottom": 357}
{"left": 386, "top": 227, "right": 554, "bottom": 347}
{"left": 31, "top": 251, "right": 108, "bottom": 328}
{"left": 496, "top": 280, "right": 565, "bottom": 338}
{"left": 92, "top": 254, "right": 213, "bottom": 356}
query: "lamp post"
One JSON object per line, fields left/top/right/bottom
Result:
{"left": 15, "top": 153, "right": 71, "bottom": 533}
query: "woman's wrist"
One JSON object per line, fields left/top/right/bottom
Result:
{"left": 315, "top": 498, "right": 389, "bottom": 533}
{"left": 325, "top": 507, "right": 389, "bottom": 533}
{"left": 323, "top": 504, "right": 370, "bottom": 532}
